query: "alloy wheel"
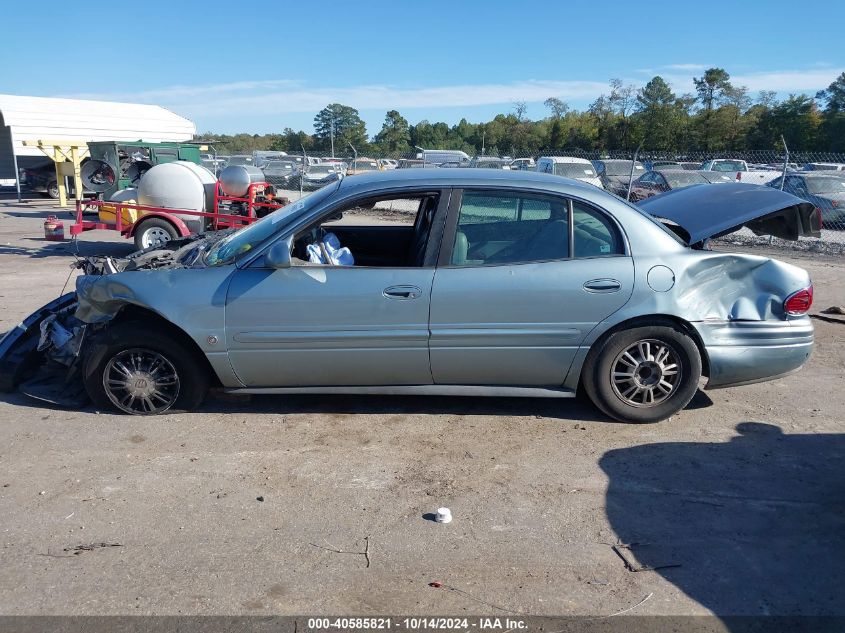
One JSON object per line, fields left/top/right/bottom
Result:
{"left": 103, "top": 348, "right": 180, "bottom": 414}
{"left": 610, "top": 339, "right": 682, "bottom": 408}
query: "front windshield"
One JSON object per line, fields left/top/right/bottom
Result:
{"left": 309, "top": 166, "right": 334, "bottom": 175}
{"left": 353, "top": 162, "right": 379, "bottom": 170}
{"left": 806, "top": 177, "right": 845, "bottom": 194}
{"left": 267, "top": 161, "right": 294, "bottom": 170}
{"left": 204, "top": 183, "right": 339, "bottom": 266}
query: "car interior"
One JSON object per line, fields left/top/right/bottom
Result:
{"left": 289, "top": 191, "right": 623, "bottom": 269}
{"left": 291, "top": 194, "right": 440, "bottom": 267}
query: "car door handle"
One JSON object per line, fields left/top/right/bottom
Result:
{"left": 583, "top": 278, "right": 622, "bottom": 293}
{"left": 383, "top": 285, "right": 422, "bottom": 300}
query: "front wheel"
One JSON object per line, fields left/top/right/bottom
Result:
{"left": 582, "top": 324, "right": 701, "bottom": 423}
{"left": 134, "top": 218, "right": 179, "bottom": 250}
{"left": 83, "top": 323, "right": 208, "bottom": 415}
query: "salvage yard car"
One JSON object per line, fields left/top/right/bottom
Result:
{"left": 0, "top": 171, "right": 819, "bottom": 422}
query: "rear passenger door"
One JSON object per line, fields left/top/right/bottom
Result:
{"left": 428, "top": 190, "right": 634, "bottom": 386}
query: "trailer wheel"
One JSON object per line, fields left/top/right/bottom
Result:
{"left": 134, "top": 218, "right": 179, "bottom": 250}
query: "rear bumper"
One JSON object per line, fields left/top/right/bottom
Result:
{"left": 693, "top": 318, "right": 814, "bottom": 389}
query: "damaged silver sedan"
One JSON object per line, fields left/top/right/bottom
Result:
{"left": 0, "top": 171, "right": 819, "bottom": 422}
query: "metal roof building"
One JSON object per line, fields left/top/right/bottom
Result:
{"left": 0, "top": 94, "right": 196, "bottom": 190}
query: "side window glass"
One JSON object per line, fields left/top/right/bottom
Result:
{"left": 451, "top": 192, "right": 568, "bottom": 266}
{"left": 573, "top": 201, "right": 624, "bottom": 258}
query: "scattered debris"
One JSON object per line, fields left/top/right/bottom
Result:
{"left": 64, "top": 512, "right": 75, "bottom": 520}
{"left": 309, "top": 536, "right": 371, "bottom": 568}
{"left": 821, "top": 306, "right": 845, "bottom": 315}
{"left": 604, "top": 592, "right": 654, "bottom": 617}
{"left": 41, "top": 542, "right": 123, "bottom": 558}
{"left": 811, "top": 313, "right": 845, "bottom": 325}
{"left": 427, "top": 580, "right": 519, "bottom": 614}
{"left": 38, "top": 491, "right": 46, "bottom": 496}
{"left": 610, "top": 542, "right": 681, "bottom": 573}
{"left": 66, "top": 542, "right": 121, "bottom": 554}
{"left": 435, "top": 507, "right": 453, "bottom": 524}
{"left": 256, "top": 496, "right": 264, "bottom": 502}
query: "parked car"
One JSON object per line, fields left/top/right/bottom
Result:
{"left": 699, "top": 159, "right": 778, "bottom": 184}
{"left": 592, "top": 160, "right": 646, "bottom": 196}
{"left": 300, "top": 164, "right": 343, "bottom": 190}
{"left": 646, "top": 160, "right": 682, "bottom": 171}
{"left": 418, "top": 150, "right": 470, "bottom": 166}
{"left": 537, "top": 157, "right": 603, "bottom": 188}
{"left": 20, "top": 162, "right": 94, "bottom": 199}
{"left": 470, "top": 157, "right": 512, "bottom": 169}
{"left": 378, "top": 159, "right": 399, "bottom": 170}
{"left": 509, "top": 158, "right": 536, "bottom": 171}
{"left": 802, "top": 163, "right": 845, "bottom": 172}
{"left": 224, "top": 155, "right": 254, "bottom": 167}
{"left": 0, "top": 171, "right": 818, "bottom": 423}
{"left": 768, "top": 173, "right": 845, "bottom": 228}
{"left": 628, "top": 170, "right": 712, "bottom": 201}
{"left": 262, "top": 160, "right": 301, "bottom": 189}
{"left": 346, "top": 158, "right": 381, "bottom": 176}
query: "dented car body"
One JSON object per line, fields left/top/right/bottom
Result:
{"left": 0, "top": 171, "right": 818, "bottom": 422}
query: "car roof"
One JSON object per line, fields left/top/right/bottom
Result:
{"left": 335, "top": 167, "right": 604, "bottom": 197}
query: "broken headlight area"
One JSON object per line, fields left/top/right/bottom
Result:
{"left": 0, "top": 237, "right": 204, "bottom": 406}
{"left": 17, "top": 307, "right": 92, "bottom": 407}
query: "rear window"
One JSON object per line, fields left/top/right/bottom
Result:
{"left": 806, "top": 177, "right": 845, "bottom": 194}
{"left": 662, "top": 171, "right": 708, "bottom": 188}
{"left": 711, "top": 160, "right": 745, "bottom": 172}
{"left": 554, "top": 163, "right": 598, "bottom": 179}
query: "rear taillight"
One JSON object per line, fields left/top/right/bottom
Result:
{"left": 784, "top": 285, "right": 813, "bottom": 316}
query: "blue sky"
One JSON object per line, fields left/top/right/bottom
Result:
{"left": 2, "top": 0, "right": 843, "bottom": 135}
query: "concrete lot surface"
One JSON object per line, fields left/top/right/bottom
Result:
{"left": 0, "top": 199, "right": 843, "bottom": 616}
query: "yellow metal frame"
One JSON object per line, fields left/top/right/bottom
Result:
{"left": 23, "top": 140, "right": 91, "bottom": 207}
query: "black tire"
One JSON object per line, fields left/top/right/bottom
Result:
{"left": 46, "top": 180, "right": 60, "bottom": 199}
{"left": 582, "top": 324, "right": 701, "bottom": 423}
{"left": 83, "top": 322, "right": 208, "bottom": 415}
{"left": 133, "top": 218, "right": 179, "bottom": 250}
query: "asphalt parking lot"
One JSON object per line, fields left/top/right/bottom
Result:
{"left": 0, "top": 197, "right": 843, "bottom": 617}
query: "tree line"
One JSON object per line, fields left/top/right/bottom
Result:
{"left": 200, "top": 68, "right": 845, "bottom": 157}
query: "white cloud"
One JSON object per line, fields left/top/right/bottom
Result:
{"left": 661, "top": 68, "right": 841, "bottom": 95}
{"left": 64, "top": 79, "right": 610, "bottom": 118}
{"left": 58, "top": 67, "right": 843, "bottom": 128}
{"left": 662, "top": 63, "right": 708, "bottom": 72}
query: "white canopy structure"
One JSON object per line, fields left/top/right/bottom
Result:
{"left": 0, "top": 94, "right": 196, "bottom": 195}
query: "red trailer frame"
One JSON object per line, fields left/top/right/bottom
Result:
{"left": 70, "top": 182, "right": 286, "bottom": 241}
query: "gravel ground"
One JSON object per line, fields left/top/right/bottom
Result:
{"left": 0, "top": 198, "right": 843, "bottom": 617}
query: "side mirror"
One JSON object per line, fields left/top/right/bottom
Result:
{"left": 264, "top": 237, "right": 292, "bottom": 269}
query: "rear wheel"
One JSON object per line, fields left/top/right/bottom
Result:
{"left": 582, "top": 324, "right": 701, "bottom": 423}
{"left": 83, "top": 323, "right": 208, "bottom": 415}
{"left": 134, "top": 218, "right": 179, "bottom": 250}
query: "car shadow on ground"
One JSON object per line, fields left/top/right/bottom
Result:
{"left": 600, "top": 421, "right": 845, "bottom": 619}
{"left": 0, "top": 239, "right": 134, "bottom": 259}
{"left": 0, "top": 387, "right": 713, "bottom": 423}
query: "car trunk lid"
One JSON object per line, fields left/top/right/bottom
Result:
{"left": 636, "top": 182, "right": 821, "bottom": 245}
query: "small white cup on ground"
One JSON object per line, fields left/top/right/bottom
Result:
{"left": 435, "top": 507, "right": 452, "bottom": 523}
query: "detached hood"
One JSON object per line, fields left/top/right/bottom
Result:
{"left": 637, "top": 183, "right": 821, "bottom": 244}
